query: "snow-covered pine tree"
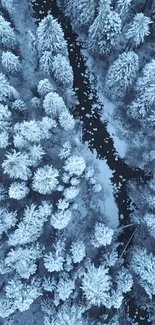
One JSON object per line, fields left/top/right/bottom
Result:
{"left": 70, "top": 0, "right": 96, "bottom": 31}
{"left": 81, "top": 264, "right": 111, "bottom": 306}
{"left": 44, "top": 240, "right": 65, "bottom": 273}
{"left": 4, "top": 277, "right": 42, "bottom": 313}
{"left": 1, "top": 51, "right": 21, "bottom": 76}
{"left": 87, "top": 6, "right": 121, "bottom": 56}
{"left": 128, "top": 59, "right": 155, "bottom": 119}
{"left": 70, "top": 241, "right": 86, "bottom": 263}
{"left": 14, "top": 120, "right": 42, "bottom": 144}
{"left": 8, "top": 181, "right": 29, "bottom": 200}
{"left": 56, "top": 276, "right": 75, "bottom": 301}
{"left": 39, "top": 50, "right": 53, "bottom": 76}
{"left": 2, "top": 150, "right": 32, "bottom": 180}
{"left": 116, "top": 267, "right": 133, "bottom": 293}
{"left": 3, "top": 243, "right": 42, "bottom": 279}
{"left": 50, "top": 209, "right": 72, "bottom": 229}
{"left": 125, "top": 13, "right": 152, "bottom": 47}
{"left": 131, "top": 247, "right": 155, "bottom": 298}
{"left": 43, "top": 91, "right": 67, "bottom": 118}
{"left": 91, "top": 222, "right": 114, "bottom": 247}
{"left": 116, "top": 0, "right": 132, "bottom": 19}
{"left": 37, "top": 78, "right": 54, "bottom": 97}
{"left": 59, "top": 110, "right": 75, "bottom": 131}
{"left": 104, "top": 51, "right": 139, "bottom": 101}
{"left": 59, "top": 141, "right": 72, "bottom": 159}
{"left": 8, "top": 202, "right": 52, "bottom": 246}
{"left": 42, "top": 302, "right": 87, "bottom": 325}
{"left": 1, "top": 0, "right": 14, "bottom": 15}
{"left": 37, "top": 14, "right": 68, "bottom": 57}
{"left": 64, "top": 155, "right": 86, "bottom": 176}
{"left": 0, "top": 15, "right": 17, "bottom": 49}
{"left": 28, "top": 144, "right": 45, "bottom": 167}
{"left": 0, "top": 207, "right": 17, "bottom": 238}
{"left": 51, "top": 54, "right": 74, "bottom": 89}
{"left": 32, "top": 165, "right": 59, "bottom": 194}
{"left": 0, "top": 73, "right": 18, "bottom": 101}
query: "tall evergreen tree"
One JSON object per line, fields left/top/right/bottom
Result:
{"left": 71, "top": 0, "right": 96, "bottom": 31}
{"left": 87, "top": 6, "right": 121, "bottom": 55}
{"left": 37, "top": 14, "right": 68, "bottom": 57}
{"left": 125, "top": 13, "right": 152, "bottom": 47}
{"left": 104, "top": 51, "right": 139, "bottom": 101}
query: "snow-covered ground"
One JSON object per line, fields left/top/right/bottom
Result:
{"left": 97, "top": 158, "right": 119, "bottom": 228}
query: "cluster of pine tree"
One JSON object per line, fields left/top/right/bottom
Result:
{"left": 0, "top": 0, "right": 138, "bottom": 324}
{"left": 59, "top": 0, "right": 155, "bottom": 323}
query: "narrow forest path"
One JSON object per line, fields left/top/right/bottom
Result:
{"left": 33, "top": 0, "right": 148, "bottom": 231}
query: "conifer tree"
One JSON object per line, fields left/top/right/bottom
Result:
{"left": 43, "top": 91, "right": 67, "bottom": 118}
{"left": 1, "top": 51, "right": 21, "bottom": 76}
{"left": 82, "top": 264, "right": 111, "bottom": 306}
{"left": 37, "top": 14, "right": 68, "bottom": 57}
{"left": 4, "top": 243, "right": 42, "bottom": 279}
{"left": 8, "top": 182, "right": 29, "bottom": 200}
{"left": 64, "top": 155, "right": 86, "bottom": 176}
{"left": 4, "top": 277, "right": 42, "bottom": 312}
{"left": 8, "top": 203, "right": 52, "bottom": 246}
{"left": 51, "top": 54, "right": 74, "bottom": 89}
{"left": 116, "top": 0, "right": 132, "bottom": 19}
{"left": 87, "top": 6, "right": 121, "bottom": 56}
{"left": 32, "top": 165, "right": 59, "bottom": 195}
{"left": 1, "top": 0, "right": 14, "bottom": 15}
{"left": 0, "top": 15, "right": 17, "bottom": 49}
{"left": 0, "top": 207, "right": 17, "bottom": 238}
{"left": 131, "top": 247, "right": 155, "bottom": 298}
{"left": 125, "top": 13, "right": 152, "bottom": 47}
{"left": 71, "top": 0, "right": 96, "bottom": 31}
{"left": 44, "top": 240, "right": 65, "bottom": 273}
{"left": 2, "top": 150, "right": 32, "bottom": 180}
{"left": 104, "top": 51, "right": 139, "bottom": 101}
{"left": 50, "top": 209, "right": 72, "bottom": 230}
{"left": 128, "top": 59, "right": 155, "bottom": 119}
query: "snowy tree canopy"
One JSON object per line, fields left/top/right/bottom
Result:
{"left": 5, "top": 277, "right": 42, "bottom": 313}
{"left": 51, "top": 54, "right": 74, "bottom": 89}
{"left": 50, "top": 209, "right": 72, "bottom": 230}
{"left": 1, "top": 0, "right": 15, "bottom": 15}
{"left": 81, "top": 264, "right": 111, "bottom": 306}
{"left": 59, "top": 110, "right": 75, "bottom": 131}
{"left": 87, "top": 8, "right": 122, "bottom": 55}
{"left": 2, "top": 150, "right": 32, "bottom": 180}
{"left": 0, "top": 15, "right": 17, "bottom": 49}
{"left": 116, "top": 0, "right": 132, "bottom": 18}
{"left": 64, "top": 155, "right": 86, "bottom": 176}
{"left": 104, "top": 51, "right": 139, "bottom": 101}
{"left": 43, "top": 91, "right": 67, "bottom": 117}
{"left": 56, "top": 277, "right": 75, "bottom": 301}
{"left": 0, "top": 207, "right": 17, "bottom": 238}
{"left": 131, "top": 247, "right": 155, "bottom": 298}
{"left": 70, "top": 0, "right": 96, "bottom": 30}
{"left": 91, "top": 222, "right": 114, "bottom": 247}
{"left": 8, "top": 202, "right": 52, "bottom": 246}
{"left": 4, "top": 243, "right": 42, "bottom": 279}
{"left": 8, "top": 182, "right": 29, "bottom": 200}
{"left": 44, "top": 241, "right": 65, "bottom": 273}
{"left": 37, "top": 14, "right": 68, "bottom": 57}
{"left": 1, "top": 51, "right": 21, "bottom": 76}
{"left": 70, "top": 241, "right": 86, "bottom": 263}
{"left": 37, "top": 78, "right": 54, "bottom": 97}
{"left": 125, "top": 13, "right": 152, "bottom": 46}
{"left": 32, "top": 165, "right": 59, "bottom": 194}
